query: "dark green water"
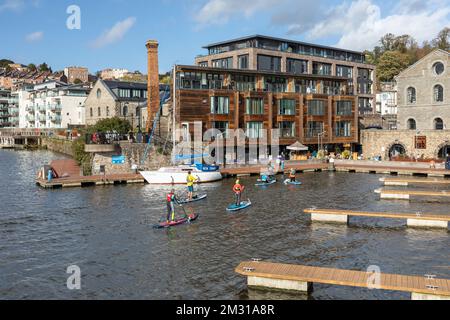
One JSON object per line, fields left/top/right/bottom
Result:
{"left": 0, "top": 150, "right": 449, "bottom": 300}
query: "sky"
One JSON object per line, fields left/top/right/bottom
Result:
{"left": 0, "top": 0, "right": 449, "bottom": 74}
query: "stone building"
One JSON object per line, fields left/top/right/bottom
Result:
{"left": 84, "top": 79, "right": 147, "bottom": 129}
{"left": 396, "top": 49, "right": 449, "bottom": 130}
{"left": 64, "top": 67, "right": 89, "bottom": 84}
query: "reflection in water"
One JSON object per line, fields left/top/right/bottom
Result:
{"left": 0, "top": 150, "right": 449, "bottom": 300}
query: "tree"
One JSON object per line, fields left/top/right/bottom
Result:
{"left": 88, "top": 117, "right": 131, "bottom": 134}
{"left": 377, "top": 51, "right": 411, "bottom": 82}
{"left": 432, "top": 27, "right": 450, "bottom": 51}
{"left": 28, "top": 63, "right": 37, "bottom": 71}
{"left": 38, "top": 62, "right": 52, "bottom": 72}
{"left": 0, "top": 59, "right": 14, "bottom": 68}
{"left": 73, "top": 78, "right": 83, "bottom": 84}
{"left": 380, "top": 33, "right": 396, "bottom": 52}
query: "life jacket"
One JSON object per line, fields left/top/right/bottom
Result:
{"left": 233, "top": 184, "right": 242, "bottom": 193}
{"left": 289, "top": 170, "right": 296, "bottom": 178}
{"left": 167, "top": 193, "right": 175, "bottom": 202}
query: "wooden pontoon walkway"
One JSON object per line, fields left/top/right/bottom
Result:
{"left": 236, "top": 261, "right": 450, "bottom": 300}
{"left": 220, "top": 162, "right": 328, "bottom": 176}
{"left": 304, "top": 208, "right": 450, "bottom": 228}
{"left": 36, "top": 173, "right": 145, "bottom": 189}
{"left": 380, "top": 177, "right": 450, "bottom": 186}
{"left": 375, "top": 188, "right": 450, "bottom": 200}
{"left": 335, "top": 163, "right": 450, "bottom": 177}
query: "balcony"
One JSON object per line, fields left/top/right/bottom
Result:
{"left": 39, "top": 115, "right": 46, "bottom": 122}
{"left": 26, "top": 115, "right": 36, "bottom": 122}
{"left": 50, "top": 115, "right": 62, "bottom": 123}
{"left": 49, "top": 104, "right": 62, "bottom": 112}
{"left": 38, "top": 105, "right": 46, "bottom": 113}
{"left": 26, "top": 106, "right": 35, "bottom": 113}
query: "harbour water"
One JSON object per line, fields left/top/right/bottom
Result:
{"left": 0, "top": 149, "right": 449, "bottom": 300}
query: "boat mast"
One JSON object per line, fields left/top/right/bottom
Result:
{"left": 172, "top": 64, "right": 177, "bottom": 165}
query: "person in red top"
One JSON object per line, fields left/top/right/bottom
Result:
{"left": 166, "top": 189, "right": 180, "bottom": 223}
{"left": 233, "top": 179, "right": 245, "bottom": 206}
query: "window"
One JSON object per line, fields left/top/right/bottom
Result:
{"left": 257, "top": 55, "right": 281, "bottom": 72}
{"left": 210, "top": 96, "right": 229, "bottom": 114}
{"left": 434, "top": 85, "right": 444, "bottom": 102}
{"left": 212, "top": 57, "right": 233, "bottom": 69}
{"left": 212, "top": 121, "right": 229, "bottom": 137}
{"left": 264, "top": 77, "right": 287, "bottom": 92}
{"left": 312, "top": 62, "right": 332, "bottom": 75}
{"left": 119, "top": 89, "right": 131, "bottom": 98}
{"left": 246, "top": 98, "right": 264, "bottom": 115}
{"left": 307, "top": 100, "right": 326, "bottom": 116}
{"left": 238, "top": 55, "right": 249, "bottom": 69}
{"left": 279, "top": 121, "right": 295, "bottom": 138}
{"left": 278, "top": 99, "right": 296, "bottom": 115}
{"left": 123, "top": 105, "right": 128, "bottom": 117}
{"left": 287, "top": 58, "right": 308, "bottom": 74}
{"left": 435, "top": 118, "right": 444, "bottom": 130}
{"left": 90, "top": 108, "right": 93, "bottom": 117}
{"left": 433, "top": 62, "right": 444, "bottom": 75}
{"left": 246, "top": 121, "right": 263, "bottom": 138}
{"left": 106, "top": 106, "right": 110, "bottom": 117}
{"left": 231, "top": 75, "right": 255, "bottom": 91}
{"left": 407, "top": 87, "right": 416, "bottom": 104}
{"left": 96, "top": 89, "right": 101, "bottom": 99}
{"left": 407, "top": 118, "right": 416, "bottom": 130}
{"left": 98, "top": 107, "right": 101, "bottom": 117}
{"left": 198, "top": 61, "right": 208, "bottom": 67}
{"left": 306, "top": 121, "right": 324, "bottom": 137}
{"left": 335, "top": 121, "right": 351, "bottom": 137}
{"left": 336, "top": 101, "right": 353, "bottom": 116}
{"left": 336, "top": 65, "right": 353, "bottom": 78}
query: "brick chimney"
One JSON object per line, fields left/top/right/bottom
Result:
{"left": 146, "top": 40, "right": 160, "bottom": 133}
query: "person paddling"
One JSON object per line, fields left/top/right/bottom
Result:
{"left": 289, "top": 168, "right": 297, "bottom": 182}
{"left": 166, "top": 189, "right": 180, "bottom": 223}
{"left": 233, "top": 179, "right": 245, "bottom": 206}
{"left": 186, "top": 170, "right": 198, "bottom": 201}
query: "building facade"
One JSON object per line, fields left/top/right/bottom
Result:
{"left": 64, "top": 67, "right": 89, "bottom": 84}
{"left": 19, "top": 81, "right": 89, "bottom": 129}
{"left": 173, "top": 65, "right": 359, "bottom": 153}
{"left": 99, "top": 69, "right": 130, "bottom": 80}
{"left": 396, "top": 49, "right": 449, "bottom": 131}
{"left": 195, "top": 35, "right": 376, "bottom": 116}
{"left": 0, "top": 89, "right": 19, "bottom": 128}
{"left": 84, "top": 80, "right": 147, "bottom": 129}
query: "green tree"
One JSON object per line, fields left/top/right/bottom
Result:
{"left": 38, "top": 62, "right": 52, "bottom": 72}
{"left": 73, "top": 78, "right": 83, "bottom": 84}
{"left": 432, "top": 27, "right": 450, "bottom": 51}
{"left": 0, "top": 59, "right": 14, "bottom": 68}
{"left": 27, "top": 63, "right": 37, "bottom": 71}
{"left": 88, "top": 117, "right": 131, "bottom": 134}
{"left": 377, "top": 51, "right": 411, "bottom": 82}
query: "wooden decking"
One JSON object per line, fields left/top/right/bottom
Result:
{"left": 236, "top": 261, "right": 450, "bottom": 298}
{"left": 220, "top": 162, "right": 328, "bottom": 176}
{"left": 376, "top": 189, "right": 450, "bottom": 198}
{"left": 381, "top": 177, "right": 450, "bottom": 186}
{"left": 335, "top": 163, "right": 449, "bottom": 177}
{"left": 36, "top": 173, "right": 145, "bottom": 189}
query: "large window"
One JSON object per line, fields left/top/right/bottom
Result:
{"left": 434, "top": 118, "right": 444, "bottom": 130}
{"left": 407, "top": 118, "right": 416, "bottom": 130}
{"left": 257, "top": 55, "right": 281, "bottom": 72}
{"left": 278, "top": 99, "right": 296, "bottom": 115}
{"left": 210, "top": 96, "right": 229, "bottom": 114}
{"left": 336, "top": 101, "right": 353, "bottom": 116}
{"left": 246, "top": 121, "right": 264, "bottom": 138}
{"left": 407, "top": 87, "right": 416, "bottom": 104}
{"left": 238, "top": 55, "right": 249, "bottom": 69}
{"left": 231, "top": 75, "right": 255, "bottom": 91}
{"left": 212, "top": 121, "right": 229, "bottom": 137}
{"left": 264, "top": 77, "right": 287, "bottom": 92}
{"left": 279, "top": 121, "right": 295, "bottom": 138}
{"left": 246, "top": 98, "right": 264, "bottom": 115}
{"left": 287, "top": 58, "right": 308, "bottom": 74}
{"left": 335, "top": 121, "right": 351, "bottom": 137}
{"left": 336, "top": 65, "right": 353, "bottom": 78}
{"left": 433, "top": 62, "right": 444, "bottom": 75}
{"left": 312, "top": 62, "right": 332, "bottom": 75}
{"left": 434, "top": 85, "right": 444, "bottom": 102}
{"left": 212, "top": 57, "right": 233, "bottom": 69}
{"left": 306, "top": 121, "right": 324, "bottom": 137}
{"left": 307, "top": 100, "right": 326, "bottom": 116}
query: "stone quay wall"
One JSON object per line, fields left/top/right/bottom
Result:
{"left": 41, "top": 137, "right": 75, "bottom": 157}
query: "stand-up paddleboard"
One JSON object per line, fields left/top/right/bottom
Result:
{"left": 177, "top": 194, "right": 207, "bottom": 204}
{"left": 284, "top": 179, "right": 302, "bottom": 186}
{"left": 153, "top": 213, "right": 199, "bottom": 229}
{"left": 227, "top": 200, "right": 252, "bottom": 212}
{"left": 255, "top": 179, "right": 277, "bottom": 186}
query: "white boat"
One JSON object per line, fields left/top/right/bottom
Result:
{"left": 140, "top": 165, "right": 222, "bottom": 185}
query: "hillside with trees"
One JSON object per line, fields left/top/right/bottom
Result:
{"left": 365, "top": 27, "right": 449, "bottom": 87}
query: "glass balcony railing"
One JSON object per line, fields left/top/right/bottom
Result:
{"left": 26, "top": 115, "right": 35, "bottom": 122}
{"left": 51, "top": 115, "right": 62, "bottom": 123}
{"left": 26, "top": 106, "right": 35, "bottom": 113}
{"left": 49, "top": 104, "right": 62, "bottom": 112}
{"left": 39, "top": 115, "right": 46, "bottom": 122}
{"left": 39, "top": 105, "right": 46, "bottom": 112}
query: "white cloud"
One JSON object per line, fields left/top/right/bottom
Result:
{"left": 194, "top": 0, "right": 275, "bottom": 26}
{"left": 0, "top": 0, "right": 24, "bottom": 12}
{"left": 25, "top": 31, "right": 43, "bottom": 42}
{"left": 92, "top": 17, "right": 136, "bottom": 49}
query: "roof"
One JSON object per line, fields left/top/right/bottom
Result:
{"left": 176, "top": 64, "right": 349, "bottom": 81}
{"left": 103, "top": 80, "right": 147, "bottom": 90}
{"left": 202, "top": 34, "right": 365, "bottom": 55}
{"left": 395, "top": 49, "right": 450, "bottom": 79}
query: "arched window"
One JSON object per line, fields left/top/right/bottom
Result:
{"left": 90, "top": 108, "right": 93, "bottom": 117}
{"left": 123, "top": 105, "right": 128, "bottom": 117}
{"left": 106, "top": 106, "right": 110, "bottom": 117}
{"left": 433, "top": 62, "right": 444, "bottom": 75}
{"left": 96, "top": 89, "right": 102, "bottom": 99}
{"left": 407, "top": 87, "right": 416, "bottom": 104}
{"left": 407, "top": 118, "right": 416, "bottom": 130}
{"left": 434, "top": 85, "right": 443, "bottom": 102}
{"left": 434, "top": 118, "right": 444, "bottom": 130}
{"left": 98, "top": 107, "right": 101, "bottom": 117}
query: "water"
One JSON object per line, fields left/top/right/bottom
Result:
{"left": 0, "top": 149, "right": 449, "bottom": 300}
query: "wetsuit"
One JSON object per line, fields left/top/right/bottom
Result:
{"left": 289, "top": 169, "right": 296, "bottom": 182}
{"left": 166, "top": 192, "right": 178, "bottom": 222}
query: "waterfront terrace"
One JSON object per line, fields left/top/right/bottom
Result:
{"left": 173, "top": 65, "right": 358, "bottom": 151}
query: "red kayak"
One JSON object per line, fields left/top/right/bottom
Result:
{"left": 153, "top": 213, "right": 199, "bottom": 229}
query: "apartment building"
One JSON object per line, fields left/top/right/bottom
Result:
{"left": 19, "top": 81, "right": 89, "bottom": 129}
{"left": 0, "top": 88, "right": 19, "bottom": 128}
{"left": 173, "top": 65, "right": 358, "bottom": 152}
{"left": 195, "top": 35, "right": 376, "bottom": 116}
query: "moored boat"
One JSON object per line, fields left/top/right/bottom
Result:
{"left": 140, "top": 165, "right": 222, "bottom": 185}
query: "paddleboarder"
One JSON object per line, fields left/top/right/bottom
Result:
{"left": 233, "top": 179, "right": 245, "bottom": 206}
{"left": 166, "top": 189, "right": 181, "bottom": 223}
{"left": 289, "top": 168, "right": 297, "bottom": 182}
{"left": 186, "top": 170, "right": 198, "bottom": 201}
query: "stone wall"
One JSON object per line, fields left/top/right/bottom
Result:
{"left": 361, "top": 129, "right": 450, "bottom": 160}
{"left": 41, "top": 137, "right": 74, "bottom": 157}
{"left": 91, "top": 142, "right": 171, "bottom": 175}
